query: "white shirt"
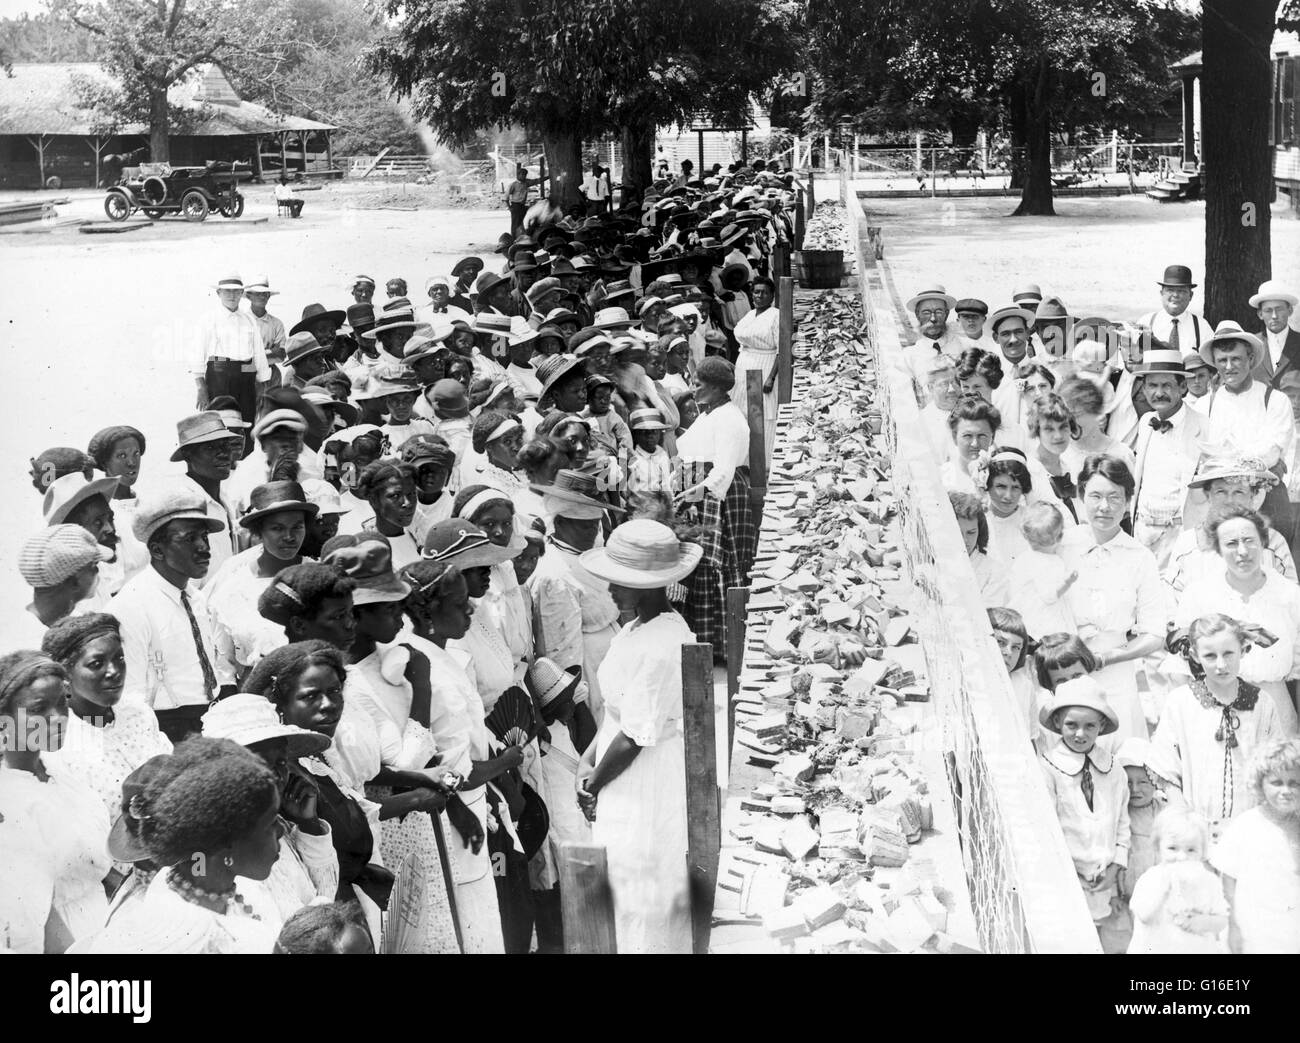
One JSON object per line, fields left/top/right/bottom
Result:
{"left": 192, "top": 303, "right": 270, "bottom": 381}
{"left": 1137, "top": 308, "right": 1207, "bottom": 350}
{"left": 180, "top": 475, "right": 239, "bottom": 586}
{"left": 506, "top": 362, "right": 543, "bottom": 402}
{"left": 628, "top": 445, "right": 674, "bottom": 495}
{"left": 903, "top": 328, "right": 974, "bottom": 385}
{"left": 1266, "top": 328, "right": 1289, "bottom": 371}
{"left": 1131, "top": 403, "right": 1208, "bottom": 525}
{"left": 113, "top": 566, "right": 218, "bottom": 711}
{"left": 1204, "top": 380, "right": 1296, "bottom": 470}
{"left": 676, "top": 400, "right": 750, "bottom": 498}
{"left": 581, "top": 173, "right": 610, "bottom": 201}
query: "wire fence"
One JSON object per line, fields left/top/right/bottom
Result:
{"left": 845, "top": 199, "right": 1103, "bottom": 953}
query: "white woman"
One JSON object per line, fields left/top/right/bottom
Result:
{"left": 948, "top": 491, "right": 1007, "bottom": 607}
{"left": 1058, "top": 375, "right": 1135, "bottom": 480}
{"left": 1029, "top": 392, "right": 1085, "bottom": 524}
{"left": 40, "top": 614, "right": 171, "bottom": 818}
{"left": 576, "top": 519, "right": 701, "bottom": 953}
{"left": 731, "top": 275, "right": 781, "bottom": 464}
{"left": 978, "top": 448, "right": 1036, "bottom": 574}
{"left": 940, "top": 395, "right": 1000, "bottom": 494}
{"left": 956, "top": 347, "right": 1026, "bottom": 451}
{"left": 1174, "top": 505, "right": 1300, "bottom": 734}
{"left": 1060, "top": 454, "right": 1169, "bottom": 741}
{"left": 1005, "top": 360, "right": 1057, "bottom": 435}
{"left": 0, "top": 651, "right": 111, "bottom": 953}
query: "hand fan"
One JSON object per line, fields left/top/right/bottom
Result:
{"left": 486, "top": 686, "right": 536, "bottom": 748}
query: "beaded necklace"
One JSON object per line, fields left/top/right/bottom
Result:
{"left": 166, "top": 871, "right": 261, "bottom": 920}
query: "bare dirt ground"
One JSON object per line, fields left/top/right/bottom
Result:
{"left": 0, "top": 186, "right": 508, "bottom": 631}
{"left": 859, "top": 193, "right": 1299, "bottom": 324}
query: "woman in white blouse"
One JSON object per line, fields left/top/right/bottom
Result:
{"left": 948, "top": 491, "right": 1008, "bottom": 607}
{"left": 731, "top": 275, "right": 781, "bottom": 464}
{"left": 1060, "top": 454, "right": 1169, "bottom": 741}
{"left": 1174, "top": 506, "right": 1300, "bottom": 734}
{"left": 40, "top": 614, "right": 171, "bottom": 820}
{"left": 0, "top": 651, "right": 110, "bottom": 953}
{"left": 676, "top": 356, "right": 756, "bottom": 656}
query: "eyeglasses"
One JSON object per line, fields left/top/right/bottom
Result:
{"left": 917, "top": 309, "right": 948, "bottom": 320}
{"left": 1083, "top": 492, "right": 1126, "bottom": 507}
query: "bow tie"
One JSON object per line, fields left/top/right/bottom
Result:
{"left": 1149, "top": 416, "right": 1173, "bottom": 434}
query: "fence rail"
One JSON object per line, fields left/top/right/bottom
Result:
{"left": 845, "top": 199, "right": 1102, "bottom": 954}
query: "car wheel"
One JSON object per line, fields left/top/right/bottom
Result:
{"left": 103, "top": 192, "right": 131, "bottom": 222}
{"left": 219, "top": 192, "right": 245, "bottom": 219}
{"left": 45, "top": 175, "right": 62, "bottom": 190}
{"left": 181, "top": 191, "right": 210, "bottom": 222}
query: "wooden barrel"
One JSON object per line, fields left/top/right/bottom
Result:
{"left": 795, "top": 249, "right": 844, "bottom": 289}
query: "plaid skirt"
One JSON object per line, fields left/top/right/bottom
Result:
{"left": 678, "top": 467, "right": 757, "bottom": 658}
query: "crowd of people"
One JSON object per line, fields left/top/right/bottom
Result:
{"left": 2, "top": 161, "right": 801, "bottom": 955}
{"left": 919, "top": 269, "right": 1300, "bottom": 953}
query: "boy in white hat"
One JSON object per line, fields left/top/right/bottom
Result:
{"left": 1039, "top": 677, "right": 1130, "bottom": 950}
{"left": 244, "top": 274, "right": 286, "bottom": 363}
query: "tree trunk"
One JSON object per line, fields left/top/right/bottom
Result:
{"left": 1012, "top": 59, "right": 1055, "bottom": 217}
{"left": 1202, "top": 0, "right": 1275, "bottom": 326}
{"left": 619, "top": 118, "right": 654, "bottom": 204}
{"left": 148, "top": 85, "right": 170, "bottom": 162}
{"left": 1007, "top": 88, "right": 1027, "bottom": 190}
{"left": 542, "top": 129, "right": 584, "bottom": 211}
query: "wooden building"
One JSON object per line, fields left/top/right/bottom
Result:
{"left": 0, "top": 63, "right": 336, "bottom": 190}
{"left": 1171, "top": 31, "right": 1300, "bottom": 209}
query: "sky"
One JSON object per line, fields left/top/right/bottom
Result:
{"left": 1, "top": 0, "right": 47, "bottom": 17}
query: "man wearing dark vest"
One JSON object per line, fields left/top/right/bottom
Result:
{"left": 1249, "top": 279, "right": 1300, "bottom": 387}
{"left": 1138, "top": 264, "right": 1206, "bottom": 353}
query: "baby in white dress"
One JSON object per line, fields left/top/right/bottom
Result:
{"left": 1008, "top": 502, "right": 1078, "bottom": 639}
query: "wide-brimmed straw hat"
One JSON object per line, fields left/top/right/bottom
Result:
{"left": 239, "top": 480, "right": 319, "bottom": 529}
{"left": 526, "top": 657, "right": 580, "bottom": 708}
{"left": 243, "top": 274, "right": 277, "bottom": 296}
{"left": 1132, "top": 348, "right": 1185, "bottom": 376}
{"left": 906, "top": 285, "right": 956, "bottom": 313}
{"left": 1187, "top": 456, "right": 1275, "bottom": 490}
{"left": 528, "top": 469, "right": 623, "bottom": 519}
{"left": 363, "top": 301, "right": 420, "bottom": 340}
{"left": 580, "top": 518, "right": 702, "bottom": 589}
{"left": 42, "top": 473, "right": 120, "bottom": 525}
{"left": 988, "top": 305, "right": 1035, "bottom": 333}
{"left": 422, "top": 519, "right": 520, "bottom": 566}
{"left": 536, "top": 354, "right": 586, "bottom": 398}
{"left": 202, "top": 693, "right": 330, "bottom": 758}
{"left": 1198, "top": 320, "right": 1265, "bottom": 368}
{"left": 1038, "top": 676, "right": 1119, "bottom": 735}
{"left": 593, "top": 307, "right": 633, "bottom": 330}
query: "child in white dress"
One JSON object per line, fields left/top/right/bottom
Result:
{"left": 1128, "top": 808, "right": 1228, "bottom": 954}
{"left": 1210, "top": 738, "right": 1300, "bottom": 953}
{"left": 1008, "top": 502, "right": 1078, "bottom": 639}
{"left": 988, "top": 608, "right": 1044, "bottom": 747}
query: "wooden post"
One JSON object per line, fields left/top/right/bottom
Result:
{"left": 325, "top": 131, "right": 335, "bottom": 174}
{"left": 724, "top": 587, "right": 748, "bottom": 753}
{"left": 26, "top": 135, "right": 48, "bottom": 189}
{"left": 839, "top": 161, "right": 849, "bottom": 203}
{"left": 745, "top": 368, "right": 769, "bottom": 489}
{"left": 85, "top": 135, "right": 107, "bottom": 189}
{"left": 252, "top": 136, "right": 264, "bottom": 181}
{"left": 301, "top": 131, "right": 309, "bottom": 176}
{"left": 853, "top": 132, "right": 860, "bottom": 174}
{"left": 559, "top": 843, "right": 617, "bottom": 954}
{"left": 697, "top": 130, "right": 705, "bottom": 182}
{"left": 777, "top": 276, "right": 795, "bottom": 404}
{"left": 822, "top": 132, "right": 830, "bottom": 170}
{"left": 682, "top": 642, "right": 720, "bottom": 955}
{"left": 741, "top": 128, "right": 748, "bottom": 165}
{"left": 794, "top": 188, "right": 805, "bottom": 250}
{"left": 805, "top": 173, "right": 815, "bottom": 217}
{"left": 278, "top": 132, "right": 287, "bottom": 175}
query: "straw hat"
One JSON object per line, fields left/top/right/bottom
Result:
{"left": 526, "top": 657, "right": 580, "bottom": 709}
{"left": 324, "top": 537, "right": 411, "bottom": 604}
{"left": 170, "top": 411, "right": 242, "bottom": 461}
{"left": 593, "top": 307, "right": 634, "bottom": 330}
{"left": 42, "top": 473, "right": 120, "bottom": 525}
{"left": 988, "top": 305, "right": 1035, "bottom": 333}
{"left": 474, "top": 312, "right": 513, "bottom": 338}
{"left": 1011, "top": 283, "right": 1043, "bottom": 306}
{"left": 239, "top": 481, "right": 319, "bottom": 529}
{"left": 1198, "top": 320, "right": 1265, "bottom": 368}
{"left": 629, "top": 408, "right": 669, "bottom": 431}
{"left": 363, "top": 301, "right": 420, "bottom": 340}
{"left": 301, "top": 478, "right": 347, "bottom": 516}
{"left": 202, "top": 693, "right": 330, "bottom": 758}
{"left": 528, "top": 469, "right": 624, "bottom": 519}
{"left": 1187, "top": 456, "right": 1275, "bottom": 491}
{"left": 536, "top": 354, "right": 586, "bottom": 398}
{"left": 1131, "top": 348, "right": 1185, "bottom": 375}
{"left": 1038, "top": 676, "right": 1119, "bottom": 735}
{"left": 18, "top": 525, "right": 111, "bottom": 588}
{"left": 905, "top": 285, "right": 957, "bottom": 313}
{"left": 243, "top": 274, "right": 277, "bottom": 295}
{"left": 580, "top": 519, "right": 702, "bottom": 588}
{"left": 213, "top": 273, "right": 244, "bottom": 291}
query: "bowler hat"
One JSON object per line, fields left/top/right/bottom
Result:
{"left": 1158, "top": 265, "right": 1196, "bottom": 289}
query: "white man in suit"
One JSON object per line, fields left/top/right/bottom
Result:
{"left": 1129, "top": 349, "right": 1215, "bottom": 569}
{"left": 1250, "top": 279, "right": 1300, "bottom": 387}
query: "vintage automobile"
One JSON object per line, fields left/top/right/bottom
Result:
{"left": 103, "top": 161, "right": 249, "bottom": 222}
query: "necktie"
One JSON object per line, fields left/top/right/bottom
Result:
{"left": 1080, "top": 756, "right": 1095, "bottom": 811}
{"left": 179, "top": 588, "right": 217, "bottom": 701}
{"left": 1168, "top": 318, "right": 1179, "bottom": 350}
{"left": 1149, "top": 416, "right": 1173, "bottom": 434}
{"left": 931, "top": 341, "right": 941, "bottom": 354}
